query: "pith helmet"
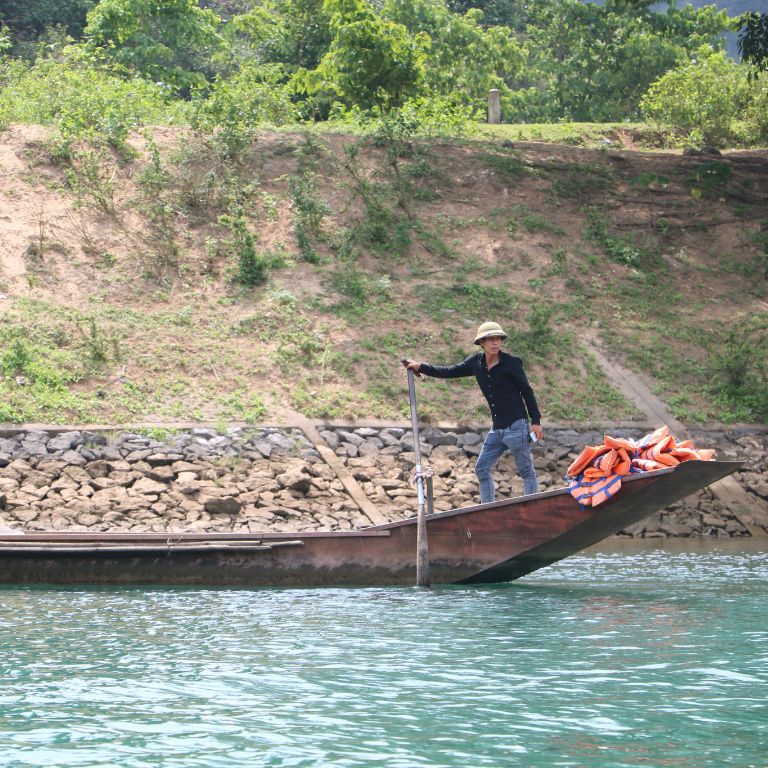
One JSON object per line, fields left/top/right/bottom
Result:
{"left": 474, "top": 321, "right": 508, "bottom": 345}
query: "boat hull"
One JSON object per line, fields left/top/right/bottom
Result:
{"left": 0, "top": 460, "right": 742, "bottom": 586}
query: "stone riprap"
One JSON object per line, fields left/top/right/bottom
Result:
{"left": 0, "top": 426, "right": 765, "bottom": 538}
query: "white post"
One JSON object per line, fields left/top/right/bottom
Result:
{"left": 488, "top": 89, "right": 501, "bottom": 124}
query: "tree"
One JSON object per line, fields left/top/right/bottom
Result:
{"left": 0, "top": 0, "right": 96, "bottom": 45}
{"left": 508, "top": 0, "right": 730, "bottom": 122}
{"left": 384, "top": 0, "right": 524, "bottom": 110}
{"left": 737, "top": 11, "right": 768, "bottom": 77}
{"left": 298, "top": 0, "right": 429, "bottom": 112}
{"left": 84, "top": 0, "right": 223, "bottom": 94}
{"left": 228, "top": 0, "right": 332, "bottom": 73}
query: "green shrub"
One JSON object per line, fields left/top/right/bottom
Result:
{"left": 582, "top": 207, "right": 642, "bottom": 268}
{"left": 0, "top": 44, "right": 169, "bottom": 147}
{"left": 330, "top": 264, "right": 368, "bottom": 300}
{"left": 289, "top": 168, "right": 328, "bottom": 263}
{"left": 331, "top": 95, "right": 477, "bottom": 137}
{"left": 709, "top": 314, "right": 768, "bottom": 421}
{"left": 526, "top": 304, "right": 556, "bottom": 352}
{"left": 218, "top": 207, "right": 268, "bottom": 287}
{"left": 190, "top": 63, "right": 297, "bottom": 158}
{"left": 420, "top": 282, "right": 517, "bottom": 317}
{"left": 640, "top": 46, "right": 759, "bottom": 147}
{"left": 688, "top": 160, "right": 731, "bottom": 200}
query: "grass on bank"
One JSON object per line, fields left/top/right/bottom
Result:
{"left": 0, "top": 124, "right": 765, "bottom": 426}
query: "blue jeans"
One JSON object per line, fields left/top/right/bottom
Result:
{"left": 475, "top": 419, "right": 538, "bottom": 503}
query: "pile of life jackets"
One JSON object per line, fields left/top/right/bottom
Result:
{"left": 565, "top": 425, "right": 715, "bottom": 507}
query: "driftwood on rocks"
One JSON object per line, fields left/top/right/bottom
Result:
{"left": 0, "top": 425, "right": 765, "bottom": 539}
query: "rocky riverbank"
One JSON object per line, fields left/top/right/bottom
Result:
{"left": 0, "top": 425, "right": 766, "bottom": 538}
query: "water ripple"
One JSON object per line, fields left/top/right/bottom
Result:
{"left": 0, "top": 541, "right": 766, "bottom": 767}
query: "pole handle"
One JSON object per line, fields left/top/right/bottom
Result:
{"left": 400, "top": 358, "right": 423, "bottom": 379}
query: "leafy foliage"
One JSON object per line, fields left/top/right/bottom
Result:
{"left": 218, "top": 203, "right": 269, "bottom": 287}
{"left": 225, "top": 0, "right": 332, "bottom": 74}
{"left": 0, "top": 0, "right": 762, "bottom": 147}
{"left": 384, "top": 0, "right": 524, "bottom": 109}
{"left": 191, "top": 63, "right": 297, "bottom": 157}
{"left": 298, "top": 0, "right": 430, "bottom": 112}
{"left": 0, "top": 43, "right": 169, "bottom": 146}
{"left": 0, "top": 0, "right": 96, "bottom": 48}
{"left": 737, "top": 11, "right": 768, "bottom": 78}
{"left": 84, "top": 0, "right": 222, "bottom": 94}
{"left": 506, "top": 0, "right": 730, "bottom": 122}
{"left": 640, "top": 46, "right": 766, "bottom": 147}
{"left": 710, "top": 314, "right": 768, "bottom": 421}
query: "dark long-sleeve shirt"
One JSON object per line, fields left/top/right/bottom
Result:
{"left": 420, "top": 351, "right": 541, "bottom": 429}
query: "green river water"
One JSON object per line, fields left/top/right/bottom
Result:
{"left": 1, "top": 540, "right": 766, "bottom": 767}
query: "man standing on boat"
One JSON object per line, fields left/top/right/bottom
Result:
{"left": 404, "top": 321, "right": 542, "bottom": 502}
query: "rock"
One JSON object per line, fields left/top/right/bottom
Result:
{"left": 422, "top": 428, "right": 457, "bottom": 447}
{"left": 251, "top": 440, "right": 274, "bottom": 458}
{"left": 275, "top": 468, "right": 311, "bottom": 493}
{"left": 660, "top": 522, "right": 691, "bottom": 537}
{"left": 377, "top": 432, "right": 400, "bottom": 448}
{"left": 125, "top": 449, "right": 152, "bottom": 462}
{"left": 76, "top": 512, "right": 101, "bottom": 527}
{"left": 456, "top": 432, "right": 482, "bottom": 448}
{"left": 622, "top": 522, "right": 646, "bottom": 536}
{"left": 146, "top": 466, "right": 174, "bottom": 483}
{"left": 90, "top": 477, "right": 119, "bottom": 491}
{"left": 131, "top": 477, "right": 168, "bottom": 495}
{"left": 47, "top": 432, "right": 82, "bottom": 453}
{"left": 0, "top": 425, "right": 762, "bottom": 539}
{"left": 337, "top": 430, "right": 364, "bottom": 447}
{"left": 79, "top": 431, "right": 106, "bottom": 447}
{"left": 191, "top": 428, "right": 217, "bottom": 439}
{"left": 19, "top": 438, "right": 48, "bottom": 457}
{"left": 86, "top": 460, "right": 111, "bottom": 479}
{"left": 108, "top": 471, "right": 135, "bottom": 487}
{"left": 146, "top": 453, "right": 177, "bottom": 466}
{"left": 0, "top": 438, "right": 18, "bottom": 453}
{"left": 747, "top": 477, "right": 768, "bottom": 499}
{"left": 203, "top": 497, "right": 242, "bottom": 515}
{"left": 98, "top": 446, "right": 124, "bottom": 461}
{"left": 61, "top": 450, "right": 87, "bottom": 466}
{"left": 358, "top": 442, "right": 380, "bottom": 457}
{"left": 266, "top": 433, "right": 295, "bottom": 452}
{"left": 319, "top": 430, "right": 339, "bottom": 450}
{"left": 91, "top": 487, "right": 129, "bottom": 506}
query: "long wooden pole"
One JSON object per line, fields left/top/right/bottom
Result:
{"left": 404, "top": 366, "right": 430, "bottom": 587}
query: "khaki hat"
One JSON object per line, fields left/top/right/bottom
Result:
{"left": 474, "top": 321, "right": 508, "bottom": 345}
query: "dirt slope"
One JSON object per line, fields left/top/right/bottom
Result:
{"left": 0, "top": 125, "right": 766, "bottom": 428}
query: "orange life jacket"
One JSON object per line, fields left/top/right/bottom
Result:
{"left": 566, "top": 426, "right": 714, "bottom": 507}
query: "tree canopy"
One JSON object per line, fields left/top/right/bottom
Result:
{"left": 737, "top": 11, "right": 768, "bottom": 76}
{"left": 0, "top": 0, "right": 765, "bottom": 146}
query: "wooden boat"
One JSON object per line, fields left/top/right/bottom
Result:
{"left": 0, "top": 459, "right": 742, "bottom": 587}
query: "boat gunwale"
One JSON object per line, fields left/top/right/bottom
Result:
{"left": 0, "top": 529, "right": 393, "bottom": 543}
